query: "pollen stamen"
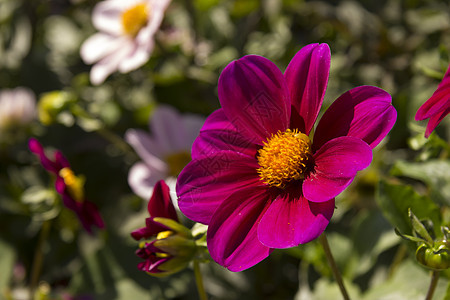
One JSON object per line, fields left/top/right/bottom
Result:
{"left": 257, "top": 129, "right": 312, "bottom": 188}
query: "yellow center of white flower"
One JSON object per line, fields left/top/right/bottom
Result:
{"left": 257, "top": 129, "right": 312, "bottom": 188}
{"left": 121, "top": 3, "right": 150, "bottom": 36}
{"left": 59, "top": 167, "right": 85, "bottom": 202}
{"left": 165, "top": 151, "right": 191, "bottom": 177}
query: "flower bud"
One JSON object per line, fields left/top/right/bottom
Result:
{"left": 415, "top": 239, "right": 450, "bottom": 270}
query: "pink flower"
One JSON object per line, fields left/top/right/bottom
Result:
{"left": 415, "top": 65, "right": 450, "bottom": 138}
{"left": 80, "top": 0, "right": 171, "bottom": 85}
{"left": 131, "top": 180, "right": 196, "bottom": 276}
{"left": 0, "top": 87, "right": 36, "bottom": 129}
{"left": 125, "top": 105, "right": 204, "bottom": 201}
{"left": 176, "top": 43, "right": 397, "bottom": 271}
{"left": 29, "top": 138, "right": 104, "bottom": 233}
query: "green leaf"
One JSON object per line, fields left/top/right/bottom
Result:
{"left": 375, "top": 180, "right": 442, "bottom": 237}
{"left": 409, "top": 209, "right": 434, "bottom": 244}
{"left": 391, "top": 160, "right": 450, "bottom": 205}
{"left": 362, "top": 260, "right": 447, "bottom": 300}
{"left": 395, "top": 228, "right": 428, "bottom": 244}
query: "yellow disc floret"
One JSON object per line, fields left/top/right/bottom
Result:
{"left": 257, "top": 129, "right": 312, "bottom": 188}
{"left": 121, "top": 3, "right": 150, "bottom": 36}
{"left": 59, "top": 167, "right": 85, "bottom": 202}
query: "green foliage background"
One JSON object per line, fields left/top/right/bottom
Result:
{"left": 0, "top": 0, "right": 449, "bottom": 299}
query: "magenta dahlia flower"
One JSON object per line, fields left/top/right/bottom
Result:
{"left": 131, "top": 180, "right": 196, "bottom": 276}
{"left": 415, "top": 64, "right": 450, "bottom": 138}
{"left": 176, "top": 43, "right": 397, "bottom": 271}
{"left": 29, "top": 138, "right": 104, "bottom": 233}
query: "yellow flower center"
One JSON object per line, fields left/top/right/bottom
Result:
{"left": 165, "top": 151, "right": 191, "bottom": 177}
{"left": 121, "top": 3, "right": 150, "bottom": 36}
{"left": 59, "top": 167, "right": 85, "bottom": 202}
{"left": 257, "top": 129, "right": 312, "bottom": 188}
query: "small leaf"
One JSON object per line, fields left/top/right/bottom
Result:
{"left": 394, "top": 228, "right": 429, "bottom": 245}
{"left": 409, "top": 209, "right": 434, "bottom": 245}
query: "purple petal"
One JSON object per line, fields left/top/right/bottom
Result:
{"left": 424, "top": 106, "right": 450, "bottom": 138}
{"left": 313, "top": 86, "right": 397, "bottom": 150}
{"left": 76, "top": 201, "right": 105, "bottom": 233}
{"left": 304, "top": 136, "right": 372, "bottom": 202}
{"left": 258, "top": 190, "right": 335, "bottom": 248}
{"left": 54, "top": 151, "right": 70, "bottom": 169}
{"left": 207, "top": 185, "right": 272, "bottom": 271}
{"left": 176, "top": 151, "right": 262, "bottom": 224}
{"left": 416, "top": 66, "right": 450, "bottom": 120}
{"left": 192, "top": 109, "right": 258, "bottom": 159}
{"left": 125, "top": 128, "right": 165, "bottom": 161}
{"left": 29, "top": 138, "right": 60, "bottom": 173}
{"left": 151, "top": 105, "right": 198, "bottom": 153}
{"left": 131, "top": 217, "right": 170, "bottom": 240}
{"left": 218, "top": 55, "right": 290, "bottom": 144}
{"left": 285, "top": 43, "right": 331, "bottom": 134}
{"left": 147, "top": 180, "right": 178, "bottom": 222}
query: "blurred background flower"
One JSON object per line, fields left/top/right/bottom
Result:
{"left": 0, "top": 87, "right": 35, "bottom": 130}
{"left": 0, "top": 0, "right": 448, "bottom": 299}
{"left": 80, "top": 0, "right": 171, "bottom": 85}
{"left": 125, "top": 105, "right": 204, "bottom": 201}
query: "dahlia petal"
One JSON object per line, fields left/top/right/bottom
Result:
{"left": 137, "top": 0, "right": 171, "bottom": 42}
{"left": 54, "top": 151, "right": 70, "bottom": 169}
{"left": 207, "top": 186, "right": 272, "bottom": 271}
{"left": 314, "top": 86, "right": 397, "bottom": 150}
{"left": 416, "top": 66, "right": 450, "bottom": 120}
{"left": 80, "top": 33, "right": 123, "bottom": 65}
{"left": 415, "top": 87, "right": 450, "bottom": 120}
{"left": 118, "top": 42, "right": 152, "bottom": 73}
{"left": 258, "top": 191, "right": 335, "bottom": 248}
{"left": 77, "top": 200, "right": 105, "bottom": 233}
{"left": 29, "top": 138, "right": 60, "bottom": 173}
{"left": 127, "top": 162, "right": 167, "bottom": 200}
{"left": 304, "top": 136, "right": 372, "bottom": 202}
{"left": 91, "top": 0, "right": 126, "bottom": 35}
{"left": 151, "top": 105, "right": 198, "bottom": 153}
{"left": 285, "top": 43, "right": 331, "bottom": 134}
{"left": 89, "top": 39, "right": 135, "bottom": 85}
{"left": 218, "top": 55, "right": 290, "bottom": 143}
{"left": 424, "top": 106, "right": 450, "bottom": 138}
{"left": 147, "top": 180, "right": 178, "bottom": 222}
{"left": 125, "top": 128, "right": 165, "bottom": 161}
{"left": 131, "top": 217, "right": 170, "bottom": 240}
{"left": 192, "top": 109, "right": 258, "bottom": 159}
{"left": 176, "top": 151, "right": 262, "bottom": 224}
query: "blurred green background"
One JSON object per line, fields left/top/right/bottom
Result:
{"left": 0, "top": 0, "right": 449, "bottom": 299}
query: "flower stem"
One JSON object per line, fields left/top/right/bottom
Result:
{"left": 29, "top": 220, "right": 51, "bottom": 298}
{"left": 193, "top": 260, "right": 207, "bottom": 300}
{"left": 318, "top": 233, "right": 350, "bottom": 300}
{"left": 425, "top": 270, "right": 440, "bottom": 300}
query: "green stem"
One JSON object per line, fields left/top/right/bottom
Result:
{"left": 425, "top": 270, "right": 440, "bottom": 300}
{"left": 29, "top": 220, "right": 51, "bottom": 298}
{"left": 193, "top": 260, "right": 207, "bottom": 300}
{"left": 319, "top": 233, "right": 350, "bottom": 300}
